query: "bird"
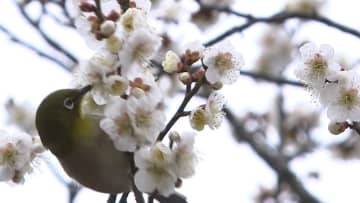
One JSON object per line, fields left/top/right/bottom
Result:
{"left": 35, "top": 86, "right": 132, "bottom": 193}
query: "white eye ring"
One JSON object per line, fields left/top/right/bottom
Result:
{"left": 64, "top": 97, "right": 74, "bottom": 110}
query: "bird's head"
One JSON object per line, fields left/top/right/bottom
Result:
{"left": 35, "top": 86, "right": 92, "bottom": 157}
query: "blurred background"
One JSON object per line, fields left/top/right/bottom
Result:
{"left": 1, "top": 0, "right": 360, "bottom": 202}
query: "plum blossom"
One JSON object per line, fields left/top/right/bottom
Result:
{"left": 152, "top": 0, "right": 190, "bottom": 23}
{"left": 119, "top": 8, "right": 149, "bottom": 33}
{"left": 294, "top": 42, "right": 340, "bottom": 90}
{"left": 205, "top": 92, "right": 226, "bottom": 129}
{"left": 0, "top": 130, "right": 42, "bottom": 183}
{"left": 118, "top": 28, "right": 162, "bottom": 73}
{"left": 134, "top": 143, "right": 177, "bottom": 196}
{"left": 74, "top": 0, "right": 122, "bottom": 50}
{"left": 127, "top": 95, "right": 166, "bottom": 145}
{"left": 204, "top": 41, "right": 244, "bottom": 85}
{"left": 100, "top": 98, "right": 137, "bottom": 152}
{"left": 285, "top": 0, "right": 325, "bottom": 14}
{"left": 189, "top": 107, "right": 207, "bottom": 131}
{"left": 323, "top": 71, "right": 360, "bottom": 122}
{"left": 190, "top": 92, "right": 226, "bottom": 130}
{"left": 73, "top": 51, "right": 123, "bottom": 105}
{"left": 162, "top": 50, "right": 181, "bottom": 73}
{"left": 171, "top": 131, "right": 197, "bottom": 178}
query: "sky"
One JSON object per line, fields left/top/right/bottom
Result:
{"left": 1, "top": 0, "right": 360, "bottom": 202}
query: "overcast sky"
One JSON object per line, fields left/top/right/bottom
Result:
{"left": 1, "top": 0, "right": 360, "bottom": 202}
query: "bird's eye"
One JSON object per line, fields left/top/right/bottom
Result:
{"left": 64, "top": 97, "right": 74, "bottom": 110}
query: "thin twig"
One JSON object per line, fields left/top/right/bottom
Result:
{"left": 94, "top": 0, "right": 105, "bottom": 22}
{"left": 348, "top": 122, "right": 360, "bottom": 135}
{"left": 225, "top": 108, "right": 322, "bottom": 203}
{"left": 157, "top": 77, "right": 206, "bottom": 141}
{"left": 119, "top": 192, "right": 129, "bottom": 203}
{"left": 148, "top": 195, "right": 155, "bottom": 203}
{"left": 0, "top": 24, "right": 71, "bottom": 70}
{"left": 205, "top": 12, "right": 360, "bottom": 46}
{"left": 126, "top": 153, "right": 145, "bottom": 203}
{"left": 107, "top": 194, "right": 117, "bottom": 203}
{"left": 240, "top": 70, "right": 305, "bottom": 87}
{"left": 15, "top": 2, "right": 78, "bottom": 64}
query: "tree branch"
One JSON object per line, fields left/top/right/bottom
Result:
{"left": 0, "top": 24, "right": 71, "bottom": 70}
{"left": 107, "top": 194, "right": 117, "bottom": 203}
{"left": 240, "top": 70, "right": 305, "bottom": 87}
{"left": 225, "top": 108, "right": 322, "bottom": 203}
{"left": 205, "top": 11, "right": 360, "bottom": 46}
{"left": 119, "top": 192, "right": 129, "bottom": 203}
{"left": 15, "top": 1, "right": 78, "bottom": 64}
{"left": 157, "top": 77, "right": 206, "bottom": 141}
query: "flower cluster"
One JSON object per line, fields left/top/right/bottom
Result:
{"left": 295, "top": 42, "right": 360, "bottom": 134}
{"left": 0, "top": 130, "right": 44, "bottom": 184}
{"left": 134, "top": 132, "right": 197, "bottom": 196}
{"left": 70, "top": 0, "right": 203, "bottom": 197}
{"left": 72, "top": 0, "right": 244, "bottom": 197}
{"left": 190, "top": 92, "right": 226, "bottom": 131}
{"left": 161, "top": 39, "right": 244, "bottom": 132}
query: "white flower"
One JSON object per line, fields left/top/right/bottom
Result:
{"left": 100, "top": 98, "right": 138, "bottom": 152}
{"left": 128, "top": 68, "right": 164, "bottom": 104}
{"left": 134, "top": 143, "right": 177, "bottom": 197}
{"left": 100, "top": 20, "right": 116, "bottom": 38}
{"left": 328, "top": 121, "right": 348, "bottom": 135}
{"left": 106, "top": 35, "right": 124, "bottom": 53}
{"left": 182, "top": 41, "right": 205, "bottom": 64}
{"left": 294, "top": 42, "right": 340, "bottom": 89}
{"left": 73, "top": 51, "right": 119, "bottom": 105}
{"left": 153, "top": 0, "right": 190, "bottom": 23}
{"left": 0, "top": 130, "right": 33, "bottom": 183}
{"left": 190, "top": 92, "right": 226, "bottom": 130}
{"left": 205, "top": 92, "right": 226, "bottom": 129}
{"left": 5, "top": 100, "right": 36, "bottom": 134}
{"left": 162, "top": 50, "right": 181, "bottom": 73}
{"left": 172, "top": 132, "right": 197, "bottom": 178}
{"left": 127, "top": 95, "right": 166, "bottom": 145}
{"left": 118, "top": 28, "right": 162, "bottom": 73}
{"left": 189, "top": 107, "right": 207, "bottom": 131}
{"left": 324, "top": 71, "right": 360, "bottom": 122}
{"left": 132, "top": 0, "right": 152, "bottom": 13}
{"left": 204, "top": 41, "right": 244, "bottom": 85}
{"left": 120, "top": 8, "right": 149, "bottom": 33}
{"left": 74, "top": 15, "right": 104, "bottom": 50}
{"left": 73, "top": 0, "right": 121, "bottom": 50}
{"left": 285, "top": 0, "right": 325, "bottom": 14}
{"left": 255, "top": 26, "right": 293, "bottom": 77}
{"left": 105, "top": 75, "right": 129, "bottom": 96}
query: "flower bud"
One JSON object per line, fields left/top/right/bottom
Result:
{"left": 106, "top": 35, "right": 123, "bottom": 53}
{"left": 328, "top": 121, "right": 348, "bottom": 135}
{"left": 189, "top": 108, "right": 207, "bottom": 131}
{"left": 175, "top": 178, "right": 182, "bottom": 188}
{"left": 131, "top": 87, "right": 145, "bottom": 98}
{"left": 178, "top": 72, "right": 192, "bottom": 85}
{"left": 162, "top": 50, "right": 182, "bottom": 73}
{"left": 191, "top": 67, "right": 205, "bottom": 80}
{"left": 100, "top": 20, "right": 116, "bottom": 38}
{"left": 79, "top": 2, "right": 96, "bottom": 12}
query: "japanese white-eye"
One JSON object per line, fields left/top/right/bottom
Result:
{"left": 35, "top": 86, "right": 132, "bottom": 193}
